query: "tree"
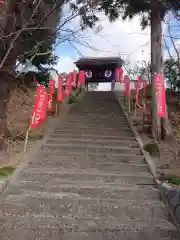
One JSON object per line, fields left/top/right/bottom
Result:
{"left": 125, "top": 61, "right": 151, "bottom": 84}
{"left": 81, "top": 0, "right": 180, "bottom": 140}
{"left": 164, "top": 17, "right": 180, "bottom": 92}
{"left": 0, "top": 0, "right": 96, "bottom": 137}
{"left": 0, "top": 0, "right": 63, "bottom": 136}
{"left": 164, "top": 59, "right": 177, "bottom": 91}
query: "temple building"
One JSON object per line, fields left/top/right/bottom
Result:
{"left": 75, "top": 57, "right": 123, "bottom": 84}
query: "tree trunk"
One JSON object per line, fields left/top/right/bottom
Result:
{"left": 0, "top": 74, "right": 12, "bottom": 136}
{"left": 151, "top": 1, "right": 173, "bottom": 140}
{"left": 0, "top": 1, "right": 23, "bottom": 142}
{"left": 151, "top": 3, "right": 161, "bottom": 140}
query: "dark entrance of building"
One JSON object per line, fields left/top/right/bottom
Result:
{"left": 75, "top": 57, "right": 123, "bottom": 84}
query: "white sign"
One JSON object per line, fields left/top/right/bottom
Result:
{"left": 104, "top": 69, "right": 112, "bottom": 78}
{"left": 85, "top": 70, "right": 92, "bottom": 78}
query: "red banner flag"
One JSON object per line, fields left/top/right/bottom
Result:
{"left": 57, "top": 75, "right": 64, "bottom": 102}
{"left": 143, "top": 80, "right": 147, "bottom": 114}
{"left": 78, "top": 71, "right": 85, "bottom": 87}
{"left": 65, "top": 74, "right": 72, "bottom": 96}
{"left": 119, "top": 67, "right": 124, "bottom": 83}
{"left": 116, "top": 68, "right": 119, "bottom": 81}
{"left": 155, "top": 74, "right": 166, "bottom": 118}
{"left": 124, "top": 76, "right": 131, "bottom": 97}
{"left": 143, "top": 80, "right": 147, "bottom": 99}
{"left": 30, "top": 85, "right": 48, "bottom": 129}
{"left": 116, "top": 67, "right": 124, "bottom": 83}
{"left": 31, "top": 79, "right": 37, "bottom": 87}
{"left": 0, "top": 0, "right": 4, "bottom": 8}
{"left": 135, "top": 75, "right": 142, "bottom": 105}
{"left": 71, "top": 71, "right": 77, "bottom": 88}
{"left": 48, "top": 79, "right": 55, "bottom": 112}
{"left": 49, "top": 79, "right": 54, "bottom": 94}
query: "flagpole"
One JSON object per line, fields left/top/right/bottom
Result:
{"left": 128, "top": 97, "right": 131, "bottom": 113}
{"left": 24, "top": 127, "right": 30, "bottom": 152}
{"left": 134, "top": 103, "right": 137, "bottom": 116}
{"left": 55, "top": 103, "right": 58, "bottom": 116}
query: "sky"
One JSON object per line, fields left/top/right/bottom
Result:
{"left": 54, "top": 8, "right": 180, "bottom": 74}
{"left": 55, "top": 12, "right": 151, "bottom": 73}
{"left": 52, "top": 9, "right": 180, "bottom": 90}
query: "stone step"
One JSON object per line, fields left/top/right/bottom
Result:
{"left": 8, "top": 182, "right": 159, "bottom": 200}
{"left": 31, "top": 152, "right": 146, "bottom": 164}
{"left": 54, "top": 127, "right": 133, "bottom": 134}
{"left": 0, "top": 216, "right": 177, "bottom": 240}
{"left": 67, "top": 115, "right": 126, "bottom": 120}
{"left": 28, "top": 160, "right": 148, "bottom": 173}
{"left": 46, "top": 138, "right": 139, "bottom": 148}
{"left": 67, "top": 114, "right": 126, "bottom": 119}
{"left": 65, "top": 117, "right": 128, "bottom": 122}
{"left": 71, "top": 108, "right": 121, "bottom": 112}
{"left": 54, "top": 125, "right": 131, "bottom": 132}
{"left": 51, "top": 130, "right": 134, "bottom": 137}
{"left": 18, "top": 171, "right": 154, "bottom": 185}
{"left": 71, "top": 108, "right": 120, "bottom": 111}
{"left": 3, "top": 194, "right": 168, "bottom": 221}
{"left": 25, "top": 161, "right": 149, "bottom": 173}
{"left": 65, "top": 118, "right": 128, "bottom": 124}
{"left": 63, "top": 122, "right": 130, "bottom": 128}
{"left": 70, "top": 111, "right": 122, "bottom": 115}
{"left": 41, "top": 144, "right": 141, "bottom": 155}
{"left": 70, "top": 106, "right": 122, "bottom": 109}
{"left": 50, "top": 133, "right": 136, "bottom": 141}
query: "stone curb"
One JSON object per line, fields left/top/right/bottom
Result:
{"left": 157, "top": 180, "right": 180, "bottom": 231}
{"left": 115, "top": 93, "right": 180, "bottom": 232}
{"left": 0, "top": 102, "right": 75, "bottom": 195}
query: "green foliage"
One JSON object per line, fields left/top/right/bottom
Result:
{"left": 143, "top": 140, "right": 160, "bottom": 156}
{"left": 36, "top": 72, "right": 50, "bottom": 88}
{"left": 16, "top": 0, "right": 65, "bottom": 70}
{"left": 0, "top": 166, "right": 15, "bottom": 178}
{"left": 70, "top": 1, "right": 99, "bottom": 29}
{"left": 68, "top": 88, "right": 81, "bottom": 104}
{"left": 60, "top": 72, "right": 67, "bottom": 77}
{"left": 164, "top": 58, "right": 180, "bottom": 91}
{"left": 84, "top": 0, "right": 180, "bottom": 28}
{"left": 167, "top": 174, "right": 180, "bottom": 185}
{"left": 19, "top": 30, "right": 58, "bottom": 70}
{"left": 15, "top": 71, "right": 50, "bottom": 88}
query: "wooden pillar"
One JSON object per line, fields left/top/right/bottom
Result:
{"left": 111, "top": 81, "right": 115, "bottom": 91}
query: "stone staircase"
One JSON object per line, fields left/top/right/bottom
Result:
{"left": 0, "top": 91, "right": 179, "bottom": 239}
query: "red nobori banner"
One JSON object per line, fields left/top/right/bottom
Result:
{"left": 71, "top": 71, "right": 77, "bottom": 88}
{"left": 124, "top": 76, "right": 131, "bottom": 97}
{"left": 143, "top": 80, "right": 147, "bottom": 114}
{"left": 57, "top": 75, "right": 64, "bottom": 102}
{"left": 143, "top": 80, "right": 147, "bottom": 99}
{"left": 135, "top": 75, "right": 142, "bottom": 105}
{"left": 48, "top": 79, "right": 55, "bottom": 112}
{"left": 116, "top": 67, "right": 124, "bottom": 83}
{"left": 65, "top": 74, "right": 72, "bottom": 96}
{"left": 49, "top": 79, "right": 54, "bottom": 94}
{"left": 0, "top": 0, "right": 4, "bottom": 8}
{"left": 30, "top": 85, "right": 48, "bottom": 129}
{"left": 119, "top": 67, "right": 124, "bottom": 83}
{"left": 155, "top": 74, "right": 166, "bottom": 118}
{"left": 116, "top": 68, "right": 119, "bottom": 81}
{"left": 78, "top": 71, "right": 85, "bottom": 87}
